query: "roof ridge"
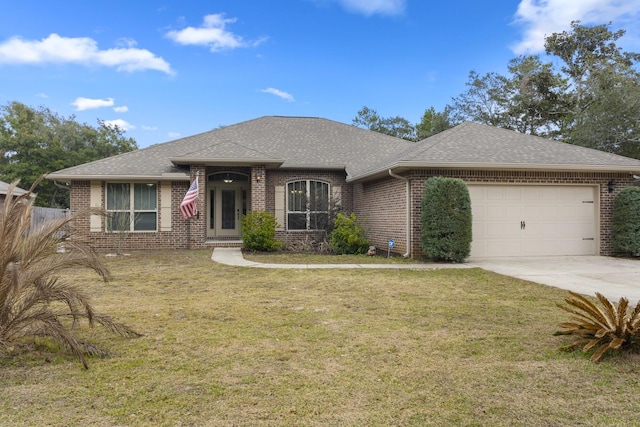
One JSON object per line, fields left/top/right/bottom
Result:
{"left": 397, "top": 121, "right": 469, "bottom": 161}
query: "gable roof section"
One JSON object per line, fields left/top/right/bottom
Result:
{"left": 47, "top": 116, "right": 414, "bottom": 181}
{"left": 0, "top": 180, "right": 29, "bottom": 196}
{"left": 349, "top": 122, "right": 640, "bottom": 181}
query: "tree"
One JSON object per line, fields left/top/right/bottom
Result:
{"left": 545, "top": 21, "right": 640, "bottom": 154}
{"left": 415, "top": 106, "right": 453, "bottom": 140}
{"left": 0, "top": 181, "right": 140, "bottom": 369}
{"left": 502, "top": 55, "right": 571, "bottom": 138}
{"left": 0, "top": 102, "right": 137, "bottom": 208}
{"left": 353, "top": 106, "right": 417, "bottom": 141}
{"left": 447, "top": 21, "right": 640, "bottom": 158}
{"left": 449, "top": 59, "right": 570, "bottom": 139}
{"left": 449, "top": 70, "right": 509, "bottom": 127}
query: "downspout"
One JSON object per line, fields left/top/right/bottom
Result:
{"left": 388, "top": 169, "right": 411, "bottom": 258}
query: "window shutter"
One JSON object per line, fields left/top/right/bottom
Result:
{"left": 275, "top": 185, "right": 285, "bottom": 230}
{"left": 160, "top": 182, "right": 172, "bottom": 231}
{"left": 90, "top": 181, "right": 102, "bottom": 232}
{"left": 332, "top": 185, "right": 342, "bottom": 208}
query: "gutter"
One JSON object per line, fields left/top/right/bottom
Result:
{"left": 388, "top": 169, "right": 411, "bottom": 258}
{"left": 348, "top": 161, "right": 640, "bottom": 183}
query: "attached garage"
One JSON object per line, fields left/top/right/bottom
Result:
{"left": 468, "top": 185, "right": 598, "bottom": 257}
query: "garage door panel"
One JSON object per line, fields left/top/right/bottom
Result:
{"left": 484, "top": 222, "right": 521, "bottom": 238}
{"left": 470, "top": 185, "right": 597, "bottom": 257}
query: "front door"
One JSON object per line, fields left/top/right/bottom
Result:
{"left": 207, "top": 185, "right": 247, "bottom": 238}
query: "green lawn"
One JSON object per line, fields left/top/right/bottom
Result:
{"left": 1, "top": 250, "right": 639, "bottom": 426}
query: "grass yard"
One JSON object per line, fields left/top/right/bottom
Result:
{"left": 2, "top": 250, "right": 640, "bottom": 426}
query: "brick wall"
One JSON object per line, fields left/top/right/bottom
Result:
{"left": 353, "top": 177, "right": 407, "bottom": 255}
{"left": 355, "top": 169, "right": 633, "bottom": 259}
{"left": 70, "top": 180, "right": 192, "bottom": 251}
{"left": 69, "top": 167, "right": 356, "bottom": 251}
{"left": 267, "top": 169, "right": 354, "bottom": 249}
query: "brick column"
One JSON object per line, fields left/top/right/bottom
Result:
{"left": 188, "top": 165, "right": 206, "bottom": 248}
{"left": 251, "top": 165, "right": 266, "bottom": 211}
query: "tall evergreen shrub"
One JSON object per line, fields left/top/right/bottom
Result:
{"left": 611, "top": 186, "right": 640, "bottom": 256}
{"left": 420, "top": 177, "right": 472, "bottom": 262}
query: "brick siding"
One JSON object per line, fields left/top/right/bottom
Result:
{"left": 71, "top": 167, "right": 629, "bottom": 255}
{"left": 355, "top": 169, "right": 633, "bottom": 258}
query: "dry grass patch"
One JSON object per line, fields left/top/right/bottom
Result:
{"left": 2, "top": 250, "right": 640, "bottom": 426}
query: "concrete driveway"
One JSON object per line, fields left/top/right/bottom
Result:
{"left": 468, "top": 256, "right": 640, "bottom": 303}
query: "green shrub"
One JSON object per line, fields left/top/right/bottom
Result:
{"left": 241, "top": 211, "right": 281, "bottom": 252}
{"left": 611, "top": 186, "right": 640, "bottom": 256}
{"left": 329, "top": 213, "right": 369, "bottom": 255}
{"left": 420, "top": 177, "right": 472, "bottom": 262}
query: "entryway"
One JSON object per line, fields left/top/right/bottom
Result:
{"left": 206, "top": 172, "right": 249, "bottom": 240}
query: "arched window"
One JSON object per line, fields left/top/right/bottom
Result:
{"left": 287, "top": 180, "right": 329, "bottom": 230}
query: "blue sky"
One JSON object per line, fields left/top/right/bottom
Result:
{"left": 1, "top": 0, "right": 639, "bottom": 148}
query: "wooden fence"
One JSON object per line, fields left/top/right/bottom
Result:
{"left": 30, "top": 207, "right": 70, "bottom": 236}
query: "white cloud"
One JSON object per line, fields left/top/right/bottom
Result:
{"left": 165, "top": 14, "right": 267, "bottom": 52}
{"left": 168, "top": 132, "right": 181, "bottom": 138}
{"left": 512, "top": 0, "right": 640, "bottom": 54}
{"left": 0, "top": 33, "right": 173, "bottom": 74}
{"left": 337, "top": 0, "right": 405, "bottom": 16}
{"left": 141, "top": 125, "right": 158, "bottom": 131}
{"left": 103, "top": 119, "right": 135, "bottom": 131}
{"left": 72, "top": 97, "right": 114, "bottom": 111}
{"left": 260, "top": 87, "right": 294, "bottom": 102}
{"left": 113, "top": 106, "right": 128, "bottom": 113}
{"left": 36, "top": 92, "right": 48, "bottom": 98}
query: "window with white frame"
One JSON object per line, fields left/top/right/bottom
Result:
{"left": 287, "top": 180, "right": 329, "bottom": 230}
{"left": 106, "top": 183, "right": 158, "bottom": 232}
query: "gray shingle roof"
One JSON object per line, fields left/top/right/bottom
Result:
{"left": 46, "top": 116, "right": 414, "bottom": 181}
{"left": 46, "top": 117, "right": 640, "bottom": 182}
{"left": 0, "top": 180, "right": 28, "bottom": 196}
{"left": 349, "top": 121, "right": 640, "bottom": 180}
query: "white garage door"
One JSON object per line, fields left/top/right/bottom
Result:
{"left": 468, "top": 185, "right": 597, "bottom": 257}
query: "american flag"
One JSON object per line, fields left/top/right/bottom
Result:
{"left": 180, "top": 178, "right": 199, "bottom": 219}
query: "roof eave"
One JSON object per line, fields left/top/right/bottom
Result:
{"left": 45, "top": 172, "right": 191, "bottom": 183}
{"left": 169, "top": 157, "right": 284, "bottom": 167}
{"left": 280, "top": 163, "right": 346, "bottom": 171}
{"left": 347, "top": 161, "right": 640, "bottom": 183}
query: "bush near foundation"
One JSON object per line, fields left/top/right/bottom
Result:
{"left": 241, "top": 211, "right": 281, "bottom": 252}
{"left": 329, "top": 213, "right": 369, "bottom": 255}
{"left": 420, "top": 177, "right": 472, "bottom": 263}
{"left": 611, "top": 186, "right": 640, "bottom": 256}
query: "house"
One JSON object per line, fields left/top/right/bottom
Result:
{"left": 0, "top": 180, "right": 30, "bottom": 206}
{"left": 46, "top": 116, "right": 640, "bottom": 258}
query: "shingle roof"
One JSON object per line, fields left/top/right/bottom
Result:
{"left": 46, "top": 116, "right": 414, "bottom": 181}
{"left": 348, "top": 121, "right": 640, "bottom": 181}
{"left": 0, "top": 180, "right": 29, "bottom": 196}
{"left": 46, "top": 117, "right": 640, "bottom": 182}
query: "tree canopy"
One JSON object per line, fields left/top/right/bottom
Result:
{"left": 0, "top": 101, "right": 137, "bottom": 207}
{"left": 358, "top": 22, "right": 640, "bottom": 159}
{"left": 448, "top": 21, "right": 640, "bottom": 157}
{"left": 352, "top": 106, "right": 452, "bottom": 141}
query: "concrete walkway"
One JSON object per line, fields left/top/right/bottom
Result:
{"left": 210, "top": 247, "right": 470, "bottom": 270}
{"left": 212, "top": 248, "right": 640, "bottom": 302}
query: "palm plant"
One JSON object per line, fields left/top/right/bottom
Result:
{"left": 0, "top": 180, "right": 139, "bottom": 369}
{"left": 556, "top": 291, "right": 640, "bottom": 362}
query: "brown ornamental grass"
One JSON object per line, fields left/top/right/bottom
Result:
{"left": 0, "top": 181, "right": 139, "bottom": 369}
